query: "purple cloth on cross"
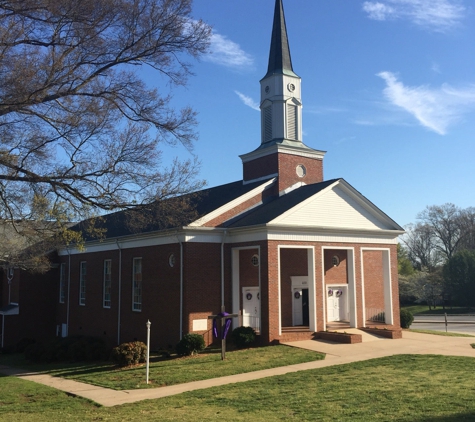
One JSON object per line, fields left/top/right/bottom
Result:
{"left": 212, "top": 312, "right": 232, "bottom": 339}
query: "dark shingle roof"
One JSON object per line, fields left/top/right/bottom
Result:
{"left": 75, "top": 179, "right": 271, "bottom": 240}
{"left": 226, "top": 179, "right": 340, "bottom": 228}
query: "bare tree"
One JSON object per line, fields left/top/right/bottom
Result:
{"left": 0, "top": 0, "right": 211, "bottom": 267}
{"left": 458, "top": 207, "right": 475, "bottom": 252}
{"left": 417, "top": 203, "right": 463, "bottom": 260}
{"left": 402, "top": 223, "right": 442, "bottom": 271}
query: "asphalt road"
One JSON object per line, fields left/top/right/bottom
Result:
{"left": 410, "top": 314, "right": 475, "bottom": 335}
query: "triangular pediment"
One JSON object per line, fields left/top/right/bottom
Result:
{"left": 270, "top": 180, "right": 402, "bottom": 231}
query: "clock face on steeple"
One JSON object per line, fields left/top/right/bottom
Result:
{"left": 287, "top": 83, "right": 295, "bottom": 92}
{"left": 265, "top": 86, "right": 270, "bottom": 94}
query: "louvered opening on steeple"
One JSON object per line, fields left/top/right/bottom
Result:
{"left": 264, "top": 106, "right": 273, "bottom": 142}
{"left": 287, "top": 104, "right": 297, "bottom": 140}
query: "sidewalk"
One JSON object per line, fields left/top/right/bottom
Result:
{"left": 1, "top": 331, "right": 474, "bottom": 407}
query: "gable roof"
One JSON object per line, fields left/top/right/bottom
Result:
{"left": 226, "top": 178, "right": 404, "bottom": 233}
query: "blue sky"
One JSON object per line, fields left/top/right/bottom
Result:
{"left": 157, "top": 0, "right": 475, "bottom": 227}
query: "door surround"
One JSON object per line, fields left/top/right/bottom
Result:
{"left": 242, "top": 286, "right": 260, "bottom": 332}
{"left": 321, "top": 246, "right": 356, "bottom": 331}
{"left": 277, "top": 246, "right": 316, "bottom": 335}
{"left": 291, "top": 276, "right": 309, "bottom": 326}
{"left": 326, "top": 284, "right": 349, "bottom": 322}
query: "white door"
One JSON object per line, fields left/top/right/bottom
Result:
{"left": 327, "top": 288, "right": 347, "bottom": 322}
{"left": 293, "top": 288, "right": 303, "bottom": 326}
{"left": 242, "top": 287, "right": 260, "bottom": 331}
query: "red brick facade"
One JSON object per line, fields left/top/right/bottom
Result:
{"left": 242, "top": 152, "right": 323, "bottom": 195}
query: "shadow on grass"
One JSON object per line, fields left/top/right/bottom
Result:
{"left": 415, "top": 307, "right": 475, "bottom": 315}
{"left": 414, "top": 413, "right": 475, "bottom": 421}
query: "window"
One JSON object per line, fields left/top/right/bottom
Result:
{"left": 332, "top": 255, "right": 340, "bottom": 267}
{"left": 103, "top": 260, "right": 112, "bottom": 308}
{"left": 132, "top": 258, "right": 142, "bottom": 311}
{"left": 59, "top": 263, "right": 66, "bottom": 303}
{"left": 251, "top": 254, "right": 259, "bottom": 267}
{"left": 79, "top": 262, "right": 86, "bottom": 306}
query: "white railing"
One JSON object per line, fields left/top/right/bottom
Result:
{"left": 240, "top": 315, "right": 260, "bottom": 333}
{"left": 366, "top": 308, "right": 385, "bottom": 323}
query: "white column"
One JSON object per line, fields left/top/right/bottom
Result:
{"left": 347, "top": 249, "right": 357, "bottom": 328}
{"left": 383, "top": 250, "right": 394, "bottom": 325}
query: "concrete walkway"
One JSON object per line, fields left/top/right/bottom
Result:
{"left": 1, "top": 331, "right": 474, "bottom": 407}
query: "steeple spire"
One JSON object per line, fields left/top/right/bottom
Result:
{"left": 265, "top": 0, "right": 298, "bottom": 79}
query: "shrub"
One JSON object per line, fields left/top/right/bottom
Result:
{"left": 176, "top": 334, "right": 205, "bottom": 356}
{"left": 15, "top": 338, "right": 36, "bottom": 353}
{"left": 400, "top": 309, "right": 414, "bottom": 329}
{"left": 232, "top": 326, "right": 256, "bottom": 349}
{"left": 110, "top": 341, "right": 147, "bottom": 367}
{"left": 68, "top": 336, "right": 109, "bottom": 362}
{"left": 24, "top": 336, "right": 110, "bottom": 363}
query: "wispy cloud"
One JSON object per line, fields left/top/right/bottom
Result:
{"left": 204, "top": 32, "right": 254, "bottom": 69}
{"left": 235, "top": 91, "right": 260, "bottom": 111}
{"left": 431, "top": 62, "right": 442, "bottom": 74}
{"left": 378, "top": 71, "right": 475, "bottom": 134}
{"left": 362, "top": 0, "right": 465, "bottom": 32}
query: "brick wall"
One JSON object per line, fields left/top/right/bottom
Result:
{"left": 183, "top": 243, "right": 222, "bottom": 346}
{"left": 2, "top": 269, "right": 57, "bottom": 348}
{"left": 324, "top": 249, "right": 348, "bottom": 285}
{"left": 243, "top": 152, "right": 323, "bottom": 195}
{"left": 60, "top": 243, "right": 182, "bottom": 350}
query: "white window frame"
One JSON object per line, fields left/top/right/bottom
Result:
{"left": 59, "top": 263, "right": 66, "bottom": 304}
{"left": 103, "top": 259, "right": 112, "bottom": 309}
{"left": 79, "top": 261, "right": 86, "bottom": 306}
{"left": 132, "top": 257, "right": 142, "bottom": 312}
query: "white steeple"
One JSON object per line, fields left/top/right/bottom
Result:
{"left": 260, "top": 0, "right": 302, "bottom": 146}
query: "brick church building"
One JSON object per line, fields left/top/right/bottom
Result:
{"left": 1, "top": 0, "right": 404, "bottom": 350}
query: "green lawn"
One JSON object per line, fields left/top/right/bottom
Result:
{"left": 409, "top": 329, "right": 475, "bottom": 337}
{"left": 402, "top": 305, "right": 475, "bottom": 315}
{"left": 0, "top": 345, "right": 324, "bottom": 390}
{"left": 2, "top": 355, "right": 475, "bottom": 421}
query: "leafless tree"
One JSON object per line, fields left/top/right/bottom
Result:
{"left": 458, "top": 207, "right": 475, "bottom": 251}
{"left": 402, "top": 223, "right": 442, "bottom": 271}
{"left": 0, "top": 0, "right": 211, "bottom": 268}
{"left": 417, "top": 203, "right": 463, "bottom": 260}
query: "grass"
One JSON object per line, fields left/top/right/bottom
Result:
{"left": 0, "top": 345, "right": 324, "bottom": 390}
{"left": 2, "top": 355, "right": 475, "bottom": 421}
{"left": 409, "top": 329, "right": 475, "bottom": 337}
{"left": 402, "top": 305, "right": 475, "bottom": 315}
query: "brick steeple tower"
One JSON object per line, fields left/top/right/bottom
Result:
{"left": 241, "top": 0, "right": 325, "bottom": 193}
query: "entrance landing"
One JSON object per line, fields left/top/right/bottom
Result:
{"left": 334, "top": 328, "right": 386, "bottom": 342}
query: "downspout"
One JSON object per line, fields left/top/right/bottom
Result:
{"left": 116, "top": 240, "right": 122, "bottom": 345}
{"left": 66, "top": 248, "right": 71, "bottom": 337}
{"left": 221, "top": 230, "right": 227, "bottom": 309}
{"left": 178, "top": 234, "right": 184, "bottom": 340}
{"left": 1, "top": 314, "right": 4, "bottom": 349}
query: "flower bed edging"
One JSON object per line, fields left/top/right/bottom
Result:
{"left": 315, "top": 331, "right": 362, "bottom": 344}
{"left": 361, "top": 327, "right": 402, "bottom": 339}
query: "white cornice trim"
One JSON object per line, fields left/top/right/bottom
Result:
{"left": 240, "top": 144, "right": 325, "bottom": 163}
{"left": 189, "top": 178, "right": 276, "bottom": 227}
{"left": 58, "top": 223, "right": 404, "bottom": 256}
{"left": 243, "top": 174, "right": 278, "bottom": 185}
